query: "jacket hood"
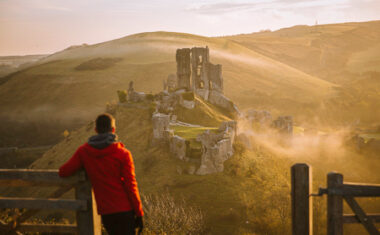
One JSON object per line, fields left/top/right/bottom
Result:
{"left": 85, "top": 133, "right": 122, "bottom": 158}
{"left": 88, "top": 133, "right": 118, "bottom": 149}
{"left": 84, "top": 141, "right": 125, "bottom": 158}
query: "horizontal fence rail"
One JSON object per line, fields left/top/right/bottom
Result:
{"left": 0, "top": 169, "right": 101, "bottom": 235}
{"left": 0, "top": 198, "right": 87, "bottom": 210}
{"left": 326, "top": 183, "right": 380, "bottom": 197}
{"left": 18, "top": 223, "right": 78, "bottom": 233}
{"left": 0, "top": 169, "right": 86, "bottom": 186}
{"left": 343, "top": 214, "right": 380, "bottom": 223}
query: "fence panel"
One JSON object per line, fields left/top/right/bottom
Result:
{"left": 0, "top": 169, "right": 101, "bottom": 235}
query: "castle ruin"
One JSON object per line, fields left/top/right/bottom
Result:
{"left": 118, "top": 47, "right": 295, "bottom": 175}
{"left": 176, "top": 48, "right": 191, "bottom": 90}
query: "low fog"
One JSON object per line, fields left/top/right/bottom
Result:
{"left": 237, "top": 116, "right": 380, "bottom": 183}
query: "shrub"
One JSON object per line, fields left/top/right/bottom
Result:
{"left": 142, "top": 192, "right": 205, "bottom": 234}
{"left": 182, "top": 92, "right": 195, "bottom": 101}
{"left": 146, "top": 94, "right": 154, "bottom": 101}
{"left": 62, "top": 130, "right": 70, "bottom": 138}
{"left": 117, "top": 90, "right": 127, "bottom": 103}
{"left": 233, "top": 140, "right": 247, "bottom": 155}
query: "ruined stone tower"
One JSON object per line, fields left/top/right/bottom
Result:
{"left": 191, "top": 47, "right": 224, "bottom": 99}
{"left": 208, "top": 63, "right": 223, "bottom": 93}
{"left": 175, "top": 46, "right": 224, "bottom": 99}
{"left": 175, "top": 46, "right": 238, "bottom": 114}
{"left": 191, "top": 47, "right": 210, "bottom": 99}
{"left": 176, "top": 48, "right": 191, "bottom": 90}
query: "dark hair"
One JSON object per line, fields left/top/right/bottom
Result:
{"left": 95, "top": 113, "right": 115, "bottom": 134}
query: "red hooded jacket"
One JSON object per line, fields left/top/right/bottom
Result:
{"left": 59, "top": 142, "right": 144, "bottom": 216}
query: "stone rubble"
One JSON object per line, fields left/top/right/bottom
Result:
{"left": 245, "top": 109, "right": 272, "bottom": 126}
{"left": 196, "top": 121, "right": 237, "bottom": 175}
{"left": 272, "top": 116, "right": 293, "bottom": 135}
{"left": 169, "top": 135, "right": 188, "bottom": 161}
{"left": 127, "top": 81, "right": 146, "bottom": 102}
{"left": 245, "top": 109, "right": 293, "bottom": 135}
{"left": 152, "top": 112, "right": 170, "bottom": 141}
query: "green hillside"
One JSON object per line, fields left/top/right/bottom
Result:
{"left": 28, "top": 100, "right": 380, "bottom": 234}
{"left": 0, "top": 31, "right": 337, "bottom": 146}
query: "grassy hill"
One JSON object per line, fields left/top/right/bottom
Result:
{"left": 0, "top": 54, "right": 47, "bottom": 82}
{"left": 0, "top": 31, "right": 337, "bottom": 146}
{"left": 226, "top": 21, "right": 380, "bottom": 84}
{"left": 0, "top": 20, "right": 379, "bottom": 234}
{"left": 225, "top": 21, "right": 380, "bottom": 127}
{"left": 27, "top": 100, "right": 380, "bottom": 234}
{"left": 1, "top": 21, "right": 379, "bottom": 147}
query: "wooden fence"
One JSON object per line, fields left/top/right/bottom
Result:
{"left": 291, "top": 163, "right": 380, "bottom": 235}
{"left": 0, "top": 169, "right": 101, "bottom": 235}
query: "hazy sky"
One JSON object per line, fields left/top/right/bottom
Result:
{"left": 0, "top": 0, "right": 379, "bottom": 56}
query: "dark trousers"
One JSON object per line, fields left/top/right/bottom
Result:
{"left": 101, "top": 210, "right": 135, "bottom": 235}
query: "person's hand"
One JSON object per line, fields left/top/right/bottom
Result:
{"left": 135, "top": 216, "right": 143, "bottom": 234}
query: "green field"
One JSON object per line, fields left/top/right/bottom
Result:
{"left": 171, "top": 125, "right": 218, "bottom": 148}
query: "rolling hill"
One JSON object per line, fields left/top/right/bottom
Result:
{"left": 1, "top": 21, "right": 380, "bottom": 147}
{"left": 225, "top": 21, "right": 380, "bottom": 128}
{"left": 226, "top": 20, "right": 380, "bottom": 84}
{"left": 0, "top": 31, "right": 333, "bottom": 146}
{"left": 1, "top": 20, "right": 379, "bottom": 235}
{"left": 0, "top": 54, "right": 47, "bottom": 81}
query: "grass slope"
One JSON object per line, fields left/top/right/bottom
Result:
{"left": 0, "top": 31, "right": 337, "bottom": 146}
{"left": 0, "top": 55, "right": 47, "bottom": 82}
{"left": 1, "top": 21, "right": 379, "bottom": 146}
{"left": 27, "top": 102, "right": 291, "bottom": 234}
{"left": 226, "top": 21, "right": 380, "bottom": 84}
{"left": 225, "top": 20, "right": 380, "bottom": 127}
{"left": 28, "top": 102, "right": 380, "bottom": 235}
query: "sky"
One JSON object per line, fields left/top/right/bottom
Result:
{"left": 0, "top": 0, "right": 379, "bottom": 56}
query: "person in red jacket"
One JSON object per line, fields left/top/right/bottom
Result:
{"left": 59, "top": 113, "right": 144, "bottom": 235}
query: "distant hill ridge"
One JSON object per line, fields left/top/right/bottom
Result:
{"left": 0, "top": 21, "right": 379, "bottom": 146}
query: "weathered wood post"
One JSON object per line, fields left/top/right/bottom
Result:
{"left": 291, "top": 163, "right": 312, "bottom": 235}
{"left": 327, "top": 172, "right": 343, "bottom": 235}
{"left": 75, "top": 180, "right": 101, "bottom": 235}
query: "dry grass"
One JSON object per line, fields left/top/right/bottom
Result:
{"left": 0, "top": 29, "right": 342, "bottom": 147}
{"left": 75, "top": 57, "right": 123, "bottom": 71}
{"left": 142, "top": 192, "right": 205, "bottom": 235}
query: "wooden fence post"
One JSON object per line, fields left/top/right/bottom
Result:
{"left": 291, "top": 163, "right": 313, "bottom": 235}
{"left": 327, "top": 172, "right": 343, "bottom": 235}
{"left": 75, "top": 181, "right": 101, "bottom": 235}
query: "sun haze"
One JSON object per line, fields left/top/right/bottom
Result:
{"left": 1, "top": 0, "right": 380, "bottom": 55}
